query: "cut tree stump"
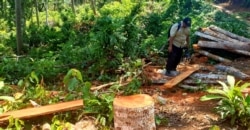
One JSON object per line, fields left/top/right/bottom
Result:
{"left": 113, "top": 94, "right": 155, "bottom": 130}
{"left": 159, "top": 64, "right": 200, "bottom": 90}
{"left": 0, "top": 99, "right": 83, "bottom": 122}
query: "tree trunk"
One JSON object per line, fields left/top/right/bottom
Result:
{"left": 215, "top": 64, "right": 250, "bottom": 80}
{"left": 34, "top": 0, "right": 40, "bottom": 26}
{"left": 195, "top": 50, "right": 232, "bottom": 63}
{"left": 209, "top": 25, "right": 250, "bottom": 43}
{"left": 113, "top": 94, "right": 156, "bottom": 130}
{"left": 198, "top": 40, "right": 250, "bottom": 56}
{"left": 71, "top": 0, "right": 76, "bottom": 15}
{"left": 190, "top": 73, "right": 227, "bottom": 80}
{"left": 183, "top": 79, "right": 222, "bottom": 84}
{"left": 202, "top": 28, "right": 241, "bottom": 43}
{"left": 195, "top": 31, "right": 250, "bottom": 51}
{"left": 15, "top": 0, "right": 23, "bottom": 55}
{"left": 90, "top": 0, "right": 96, "bottom": 15}
{"left": 45, "top": 0, "right": 48, "bottom": 26}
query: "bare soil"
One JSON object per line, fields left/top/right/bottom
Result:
{"left": 142, "top": 55, "right": 250, "bottom": 130}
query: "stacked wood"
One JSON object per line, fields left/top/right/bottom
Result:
{"left": 113, "top": 94, "right": 156, "bottom": 130}
{"left": 194, "top": 25, "right": 250, "bottom": 60}
{"left": 215, "top": 64, "right": 250, "bottom": 80}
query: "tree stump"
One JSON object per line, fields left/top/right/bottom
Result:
{"left": 113, "top": 94, "right": 155, "bottom": 130}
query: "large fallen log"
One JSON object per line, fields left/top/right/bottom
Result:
{"left": 190, "top": 73, "right": 227, "bottom": 80}
{"left": 179, "top": 84, "right": 206, "bottom": 91}
{"left": 113, "top": 94, "right": 155, "bottom": 130}
{"left": 0, "top": 99, "right": 83, "bottom": 122}
{"left": 195, "top": 31, "right": 250, "bottom": 51}
{"left": 195, "top": 50, "right": 232, "bottom": 63}
{"left": 209, "top": 25, "right": 250, "bottom": 43}
{"left": 182, "top": 79, "right": 222, "bottom": 84}
{"left": 197, "top": 40, "right": 233, "bottom": 50}
{"left": 215, "top": 64, "right": 250, "bottom": 80}
{"left": 197, "top": 41, "right": 250, "bottom": 56}
{"left": 159, "top": 64, "right": 200, "bottom": 90}
{"left": 202, "top": 28, "right": 247, "bottom": 44}
{"left": 195, "top": 31, "right": 224, "bottom": 42}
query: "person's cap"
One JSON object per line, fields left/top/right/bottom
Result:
{"left": 183, "top": 17, "right": 191, "bottom": 27}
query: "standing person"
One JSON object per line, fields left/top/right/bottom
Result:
{"left": 165, "top": 17, "right": 191, "bottom": 77}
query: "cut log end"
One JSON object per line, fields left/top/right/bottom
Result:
{"left": 113, "top": 94, "right": 154, "bottom": 108}
{"left": 113, "top": 94, "right": 156, "bottom": 130}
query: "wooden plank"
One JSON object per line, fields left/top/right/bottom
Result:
{"left": 159, "top": 64, "right": 200, "bottom": 90}
{"left": 0, "top": 99, "right": 83, "bottom": 122}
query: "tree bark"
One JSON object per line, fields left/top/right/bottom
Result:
{"left": 45, "top": 0, "right": 48, "bottom": 26}
{"left": 71, "top": 0, "right": 76, "bottom": 15}
{"left": 195, "top": 50, "right": 232, "bottom": 63}
{"left": 182, "top": 79, "right": 221, "bottom": 84}
{"left": 202, "top": 28, "right": 241, "bottom": 44}
{"left": 209, "top": 25, "right": 250, "bottom": 43}
{"left": 195, "top": 31, "right": 224, "bottom": 42}
{"left": 90, "top": 0, "right": 96, "bottom": 15}
{"left": 113, "top": 94, "right": 156, "bottom": 130}
{"left": 195, "top": 31, "right": 250, "bottom": 51}
{"left": 215, "top": 64, "right": 250, "bottom": 80}
{"left": 34, "top": 0, "right": 40, "bottom": 26}
{"left": 190, "top": 73, "right": 227, "bottom": 80}
{"left": 15, "top": 0, "right": 23, "bottom": 55}
{"left": 197, "top": 40, "right": 250, "bottom": 56}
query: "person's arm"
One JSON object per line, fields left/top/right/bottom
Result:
{"left": 168, "top": 36, "right": 174, "bottom": 53}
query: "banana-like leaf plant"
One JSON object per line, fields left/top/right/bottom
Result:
{"left": 200, "top": 75, "right": 250, "bottom": 126}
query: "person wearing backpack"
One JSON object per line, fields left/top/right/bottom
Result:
{"left": 165, "top": 17, "right": 191, "bottom": 77}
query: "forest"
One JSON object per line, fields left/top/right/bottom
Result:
{"left": 0, "top": 0, "right": 250, "bottom": 129}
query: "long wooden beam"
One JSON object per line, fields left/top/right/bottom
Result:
{"left": 0, "top": 99, "right": 83, "bottom": 122}
{"left": 159, "top": 64, "right": 200, "bottom": 90}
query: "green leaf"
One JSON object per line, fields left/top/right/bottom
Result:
{"left": 206, "top": 89, "right": 227, "bottom": 97}
{"left": 31, "top": 71, "right": 39, "bottom": 84}
{"left": 0, "top": 96, "right": 15, "bottom": 102}
{"left": 239, "top": 82, "right": 250, "bottom": 91}
{"left": 71, "top": 69, "right": 83, "bottom": 82}
{"left": 17, "top": 79, "right": 24, "bottom": 87}
{"left": 200, "top": 95, "right": 226, "bottom": 101}
{"left": 209, "top": 125, "right": 220, "bottom": 130}
{"left": 67, "top": 77, "right": 79, "bottom": 91}
{"left": 217, "top": 81, "right": 229, "bottom": 92}
{"left": 0, "top": 81, "right": 4, "bottom": 89}
{"left": 227, "top": 75, "right": 235, "bottom": 89}
{"left": 245, "top": 95, "right": 250, "bottom": 105}
{"left": 82, "top": 82, "right": 91, "bottom": 100}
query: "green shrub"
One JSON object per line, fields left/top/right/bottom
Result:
{"left": 201, "top": 75, "right": 250, "bottom": 127}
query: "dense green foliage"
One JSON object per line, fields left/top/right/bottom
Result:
{"left": 1, "top": 0, "right": 249, "bottom": 83}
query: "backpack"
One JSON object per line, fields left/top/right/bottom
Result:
{"left": 159, "top": 22, "right": 181, "bottom": 55}
{"left": 168, "top": 22, "right": 181, "bottom": 39}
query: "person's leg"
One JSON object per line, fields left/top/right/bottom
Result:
{"left": 172, "top": 46, "right": 183, "bottom": 71}
{"left": 166, "top": 48, "right": 176, "bottom": 72}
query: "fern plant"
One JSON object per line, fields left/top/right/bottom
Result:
{"left": 200, "top": 75, "right": 250, "bottom": 127}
